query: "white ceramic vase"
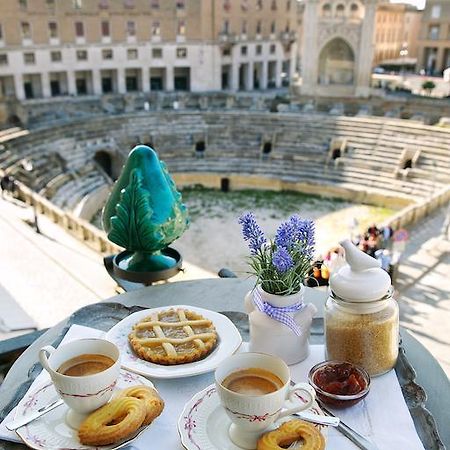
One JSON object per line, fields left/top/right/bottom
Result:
{"left": 244, "top": 285, "right": 317, "bottom": 365}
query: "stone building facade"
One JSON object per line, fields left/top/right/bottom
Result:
{"left": 374, "top": 3, "right": 421, "bottom": 65}
{"left": 300, "top": 0, "right": 379, "bottom": 98}
{"left": 416, "top": 0, "right": 450, "bottom": 75}
{"left": 0, "top": 0, "right": 298, "bottom": 100}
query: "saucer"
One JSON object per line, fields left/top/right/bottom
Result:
{"left": 177, "top": 384, "right": 327, "bottom": 450}
{"left": 105, "top": 305, "right": 242, "bottom": 379}
{"left": 14, "top": 370, "right": 155, "bottom": 450}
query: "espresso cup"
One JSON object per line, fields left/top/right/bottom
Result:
{"left": 215, "top": 352, "right": 316, "bottom": 449}
{"left": 39, "top": 338, "right": 121, "bottom": 428}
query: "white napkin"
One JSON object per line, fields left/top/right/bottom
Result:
{"left": 0, "top": 324, "right": 103, "bottom": 443}
{"left": 0, "top": 326, "right": 425, "bottom": 450}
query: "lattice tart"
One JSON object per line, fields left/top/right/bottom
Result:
{"left": 128, "top": 308, "right": 218, "bottom": 365}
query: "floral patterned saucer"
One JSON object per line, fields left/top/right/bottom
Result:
{"left": 15, "top": 370, "right": 155, "bottom": 450}
{"left": 105, "top": 305, "right": 242, "bottom": 379}
{"left": 177, "top": 384, "right": 327, "bottom": 450}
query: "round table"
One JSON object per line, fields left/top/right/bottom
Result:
{"left": 0, "top": 279, "right": 448, "bottom": 448}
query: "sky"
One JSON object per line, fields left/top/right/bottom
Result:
{"left": 390, "top": 0, "right": 426, "bottom": 9}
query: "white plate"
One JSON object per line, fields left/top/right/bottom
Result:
{"left": 105, "top": 305, "right": 243, "bottom": 379}
{"left": 15, "top": 370, "right": 155, "bottom": 450}
{"left": 177, "top": 384, "right": 328, "bottom": 450}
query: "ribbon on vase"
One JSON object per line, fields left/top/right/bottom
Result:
{"left": 252, "top": 288, "right": 306, "bottom": 336}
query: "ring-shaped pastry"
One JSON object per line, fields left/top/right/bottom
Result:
{"left": 78, "top": 397, "right": 146, "bottom": 446}
{"left": 257, "top": 419, "right": 325, "bottom": 450}
{"left": 116, "top": 385, "right": 164, "bottom": 425}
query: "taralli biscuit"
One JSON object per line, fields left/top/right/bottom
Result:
{"left": 78, "top": 397, "right": 146, "bottom": 446}
{"left": 257, "top": 419, "right": 325, "bottom": 450}
{"left": 128, "top": 308, "right": 217, "bottom": 365}
{"left": 115, "top": 385, "right": 164, "bottom": 425}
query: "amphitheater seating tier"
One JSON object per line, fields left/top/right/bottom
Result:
{"left": 0, "top": 113, "right": 449, "bottom": 214}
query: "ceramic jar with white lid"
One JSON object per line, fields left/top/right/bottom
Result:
{"left": 324, "top": 239, "right": 399, "bottom": 376}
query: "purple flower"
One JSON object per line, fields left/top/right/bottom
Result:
{"left": 238, "top": 212, "right": 267, "bottom": 255}
{"left": 272, "top": 247, "right": 294, "bottom": 273}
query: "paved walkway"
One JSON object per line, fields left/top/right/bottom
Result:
{"left": 396, "top": 208, "right": 450, "bottom": 376}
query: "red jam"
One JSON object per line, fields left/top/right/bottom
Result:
{"left": 313, "top": 362, "right": 367, "bottom": 396}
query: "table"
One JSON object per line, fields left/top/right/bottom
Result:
{"left": 0, "top": 278, "right": 448, "bottom": 449}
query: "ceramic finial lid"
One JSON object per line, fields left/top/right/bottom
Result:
{"left": 329, "top": 239, "right": 391, "bottom": 302}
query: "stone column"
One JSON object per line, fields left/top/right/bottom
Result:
{"left": 13, "top": 74, "right": 25, "bottom": 100}
{"left": 165, "top": 65, "right": 174, "bottom": 91}
{"left": 142, "top": 67, "right": 150, "bottom": 92}
{"left": 117, "top": 68, "right": 126, "bottom": 94}
{"left": 41, "top": 72, "right": 51, "bottom": 98}
{"left": 261, "top": 60, "right": 268, "bottom": 89}
{"left": 67, "top": 71, "right": 77, "bottom": 95}
{"left": 355, "top": 0, "right": 377, "bottom": 97}
{"left": 92, "top": 70, "right": 102, "bottom": 95}
{"left": 301, "top": 0, "right": 319, "bottom": 94}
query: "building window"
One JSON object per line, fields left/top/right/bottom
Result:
{"left": 152, "top": 48, "right": 162, "bottom": 58}
{"left": 241, "top": 0, "right": 248, "bottom": 11}
{"left": 256, "top": 0, "right": 263, "bottom": 10}
{"left": 429, "top": 25, "right": 440, "bottom": 40}
{"left": 151, "top": 0, "right": 159, "bottom": 8}
{"left": 73, "top": 0, "right": 82, "bottom": 8}
{"left": 76, "top": 50, "right": 88, "bottom": 60}
{"left": 256, "top": 44, "right": 262, "bottom": 55}
{"left": 336, "top": 4, "right": 345, "bottom": 17}
{"left": 222, "top": 19, "right": 229, "bottom": 33}
{"left": 270, "top": 43, "right": 276, "bottom": 54}
{"left": 49, "top": 22, "right": 58, "bottom": 38}
{"left": 176, "top": 0, "right": 185, "bottom": 9}
{"left": 75, "top": 21, "right": 84, "bottom": 37}
{"left": 241, "top": 45, "right": 247, "bottom": 56}
{"left": 50, "top": 50, "right": 62, "bottom": 61}
{"left": 18, "top": 0, "right": 27, "bottom": 10}
{"left": 223, "top": 0, "right": 231, "bottom": 11}
{"left": 271, "top": 0, "right": 276, "bottom": 10}
{"left": 152, "top": 21, "right": 160, "bottom": 36}
{"left": 102, "top": 48, "right": 113, "bottom": 59}
{"left": 177, "top": 19, "right": 186, "bottom": 36}
{"left": 270, "top": 21, "right": 276, "bottom": 33}
{"left": 101, "top": 21, "right": 110, "bottom": 36}
{"left": 23, "top": 52, "right": 35, "bottom": 64}
{"left": 242, "top": 20, "right": 247, "bottom": 34}
{"left": 99, "top": 0, "right": 108, "bottom": 8}
{"left": 127, "top": 48, "right": 138, "bottom": 59}
{"left": 431, "top": 5, "right": 441, "bottom": 19}
{"left": 127, "top": 21, "right": 136, "bottom": 36}
{"left": 21, "top": 22, "right": 31, "bottom": 39}
{"left": 124, "top": 0, "right": 134, "bottom": 8}
{"left": 176, "top": 47, "right": 187, "bottom": 58}
{"left": 256, "top": 21, "right": 262, "bottom": 34}
{"left": 0, "top": 54, "right": 8, "bottom": 66}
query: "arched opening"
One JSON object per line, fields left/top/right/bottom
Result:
{"left": 322, "top": 3, "right": 331, "bottom": 17}
{"left": 221, "top": 177, "right": 230, "bottom": 192}
{"left": 336, "top": 3, "right": 345, "bottom": 17}
{"left": 318, "top": 38, "right": 355, "bottom": 85}
{"left": 262, "top": 142, "right": 272, "bottom": 155}
{"left": 94, "top": 151, "right": 112, "bottom": 177}
{"left": 403, "top": 159, "right": 412, "bottom": 170}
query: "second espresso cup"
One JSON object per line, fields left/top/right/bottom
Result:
{"left": 215, "top": 352, "right": 316, "bottom": 449}
{"left": 39, "top": 338, "right": 121, "bottom": 428}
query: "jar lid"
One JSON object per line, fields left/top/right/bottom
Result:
{"left": 329, "top": 239, "right": 391, "bottom": 302}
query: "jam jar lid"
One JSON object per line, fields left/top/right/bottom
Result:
{"left": 329, "top": 239, "right": 391, "bottom": 303}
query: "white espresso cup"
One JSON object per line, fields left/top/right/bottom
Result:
{"left": 215, "top": 352, "right": 316, "bottom": 449}
{"left": 39, "top": 338, "right": 121, "bottom": 428}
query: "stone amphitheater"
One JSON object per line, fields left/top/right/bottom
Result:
{"left": 0, "top": 94, "right": 449, "bottom": 258}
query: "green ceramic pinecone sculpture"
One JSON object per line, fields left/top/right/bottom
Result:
{"left": 102, "top": 145, "right": 189, "bottom": 272}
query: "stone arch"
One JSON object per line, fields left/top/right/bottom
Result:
{"left": 318, "top": 37, "right": 355, "bottom": 86}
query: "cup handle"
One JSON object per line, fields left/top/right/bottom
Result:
{"left": 278, "top": 382, "right": 316, "bottom": 420}
{"left": 39, "top": 345, "right": 56, "bottom": 376}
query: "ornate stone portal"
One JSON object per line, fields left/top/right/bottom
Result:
{"left": 301, "top": 0, "right": 379, "bottom": 97}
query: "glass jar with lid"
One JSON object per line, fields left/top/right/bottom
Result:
{"left": 325, "top": 240, "right": 399, "bottom": 377}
